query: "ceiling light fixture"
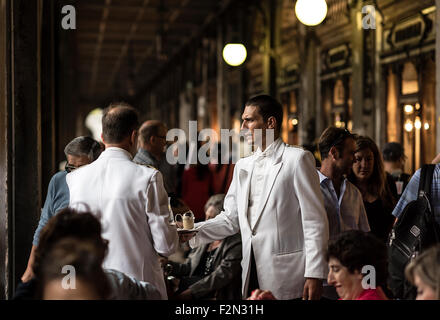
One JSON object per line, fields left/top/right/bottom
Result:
{"left": 223, "top": 43, "right": 247, "bottom": 67}
{"left": 295, "top": 0, "right": 328, "bottom": 26}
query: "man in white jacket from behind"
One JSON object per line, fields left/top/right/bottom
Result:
{"left": 67, "top": 103, "right": 178, "bottom": 299}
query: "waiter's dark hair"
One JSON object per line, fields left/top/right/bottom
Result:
{"left": 245, "top": 95, "right": 283, "bottom": 132}
{"left": 102, "top": 102, "right": 139, "bottom": 143}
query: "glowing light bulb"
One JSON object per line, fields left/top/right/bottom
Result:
{"left": 424, "top": 122, "right": 430, "bottom": 130}
{"left": 222, "top": 43, "right": 247, "bottom": 66}
{"left": 404, "top": 120, "right": 413, "bottom": 132}
{"left": 404, "top": 105, "right": 414, "bottom": 114}
{"left": 295, "top": 0, "right": 328, "bottom": 26}
{"left": 414, "top": 117, "right": 422, "bottom": 130}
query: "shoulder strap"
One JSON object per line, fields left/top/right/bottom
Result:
{"left": 418, "top": 164, "right": 435, "bottom": 198}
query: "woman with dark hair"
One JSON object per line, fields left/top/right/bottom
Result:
{"left": 326, "top": 230, "right": 389, "bottom": 300}
{"left": 14, "top": 208, "right": 160, "bottom": 300}
{"left": 37, "top": 238, "right": 111, "bottom": 300}
{"left": 348, "top": 136, "right": 397, "bottom": 242}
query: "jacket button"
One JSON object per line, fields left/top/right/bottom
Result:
{"left": 252, "top": 231, "right": 256, "bottom": 236}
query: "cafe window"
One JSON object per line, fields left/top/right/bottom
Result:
{"left": 321, "top": 76, "right": 352, "bottom": 131}
{"left": 386, "top": 58, "right": 436, "bottom": 174}
{"left": 281, "top": 90, "right": 299, "bottom": 145}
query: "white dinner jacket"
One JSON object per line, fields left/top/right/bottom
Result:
{"left": 67, "top": 147, "right": 178, "bottom": 299}
{"left": 190, "top": 140, "right": 329, "bottom": 299}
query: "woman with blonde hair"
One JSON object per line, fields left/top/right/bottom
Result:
{"left": 405, "top": 245, "right": 440, "bottom": 300}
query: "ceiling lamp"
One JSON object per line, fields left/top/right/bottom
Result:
{"left": 295, "top": 0, "right": 328, "bottom": 26}
{"left": 223, "top": 43, "right": 247, "bottom": 67}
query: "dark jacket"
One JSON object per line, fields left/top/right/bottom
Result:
{"left": 169, "top": 233, "right": 242, "bottom": 300}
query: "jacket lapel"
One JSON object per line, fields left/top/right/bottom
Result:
{"left": 239, "top": 158, "right": 254, "bottom": 231}
{"left": 251, "top": 143, "right": 285, "bottom": 230}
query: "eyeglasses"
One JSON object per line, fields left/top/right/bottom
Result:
{"left": 330, "top": 128, "right": 353, "bottom": 149}
{"left": 65, "top": 163, "right": 77, "bottom": 173}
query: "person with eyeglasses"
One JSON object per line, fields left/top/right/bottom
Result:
{"left": 133, "top": 120, "right": 176, "bottom": 195}
{"left": 317, "top": 127, "right": 370, "bottom": 299}
{"left": 67, "top": 104, "right": 179, "bottom": 299}
{"left": 21, "top": 136, "right": 102, "bottom": 283}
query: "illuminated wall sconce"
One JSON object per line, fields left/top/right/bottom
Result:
{"left": 414, "top": 117, "right": 422, "bottom": 130}
{"left": 222, "top": 43, "right": 247, "bottom": 66}
{"left": 295, "top": 0, "right": 328, "bottom": 26}
{"left": 404, "top": 104, "right": 414, "bottom": 114}
{"left": 424, "top": 122, "right": 430, "bottom": 130}
{"left": 404, "top": 120, "right": 414, "bottom": 132}
{"left": 291, "top": 118, "right": 298, "bottom": 126}
{"left": 335, "top": 121, "right": 345, "bottom": 128}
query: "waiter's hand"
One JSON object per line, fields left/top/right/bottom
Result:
{"left": 302, "top": 278, "right": 323, "bottom": 300}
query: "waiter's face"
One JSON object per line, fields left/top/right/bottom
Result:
{"left": 241, "top": 106, "right": 268, "bottom": 145}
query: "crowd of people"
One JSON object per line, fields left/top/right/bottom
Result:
{"left": 16, "top": 95, "right": 440, "bottom": 301}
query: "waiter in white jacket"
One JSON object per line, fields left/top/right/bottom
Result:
{"left": 188, "top": 95, "right": 329, "bottom": 300}
{"left": 67, "top": 103, "right": 178, "bottom": 299}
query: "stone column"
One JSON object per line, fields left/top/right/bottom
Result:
{"left": 2, "top": 0, "right": 44, "bottom": 297}
{"left": 216, "top": 22, "right": 225, "bottom": 130}
{"left": 351, "top": 0, "right": 365, "bottom": 134}
{"left": 298, "top": 25, "right": 318, "bottom": 146}
{"left": 0, "top": 0, "right": 12, "bottom": 300}
{"left": 262, "top": 0, "right": 276, "bottom": 97}
{"left": 436, "top": 0, "right": 440, "bottom": 153}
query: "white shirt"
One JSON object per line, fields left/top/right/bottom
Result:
{"left": 248, "top": 138, "right": 281, "bottom": 227}
{"left": 317, "top": 170, "right": 370, "bottom": 241}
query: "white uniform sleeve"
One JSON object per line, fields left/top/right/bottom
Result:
{"left": 145, "top": 170, "right": 178, "bottom": 256}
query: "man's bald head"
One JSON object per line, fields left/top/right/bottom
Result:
{"left": 102, "top": 102, "right": 139, "bottom": 144}
{"left": 139, "top": 120, "right": 167, "bottom": 145}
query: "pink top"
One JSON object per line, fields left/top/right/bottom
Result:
{"left": 356, "top": 288, "right": 388, "bottom": 300}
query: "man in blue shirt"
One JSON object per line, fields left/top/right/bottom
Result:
{"left": 392, "top": 164, "right": 440, "bottom": 225}
{"left": 21, "top": 136, "right": 102, "bottom": 282}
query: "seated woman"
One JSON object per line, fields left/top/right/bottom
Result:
{"left": 167, "top": 194, "right": 242, "bottom": 300}
{"left": 405, "top": 245, "right": 440, "bottom": 300}
{"left": 14, "top": 208, "right": 160, "bottom": 300}
{"left": 326, "top": 230, "right": 389, "bottom": 300}
{"left": 37, "top": 238, "right": 111, "bottom": 300}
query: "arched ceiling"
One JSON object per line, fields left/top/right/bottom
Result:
{"left": 76, "top": 0, "right": 225, "bottom": 105}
